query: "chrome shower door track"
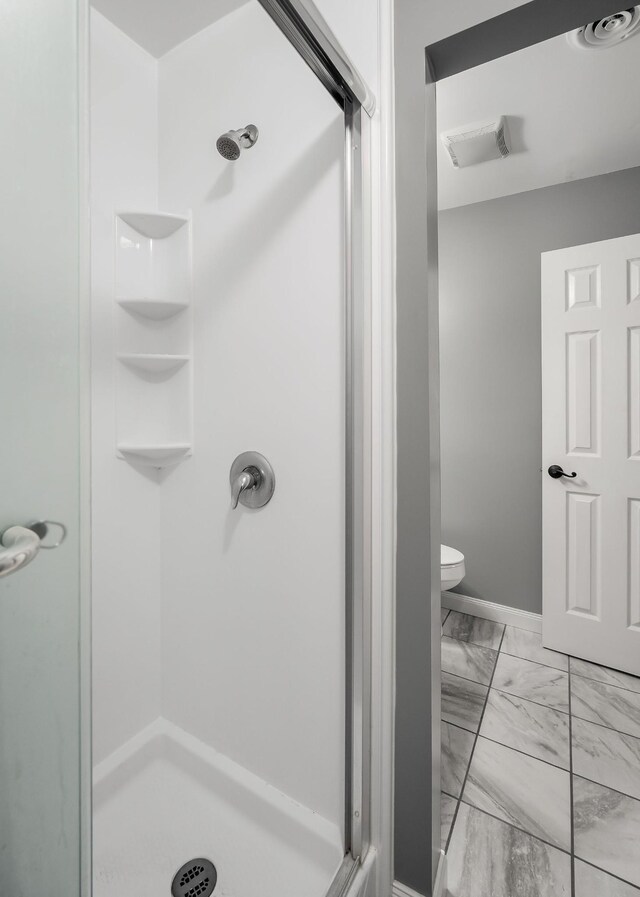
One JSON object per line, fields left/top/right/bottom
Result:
{"left": 326, "top": 855, "right": 360, "bottom": 897}
{"left": 257, "top": 0, "right": 376, "bottom": 883}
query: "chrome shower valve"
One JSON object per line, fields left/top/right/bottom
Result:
{"left": 229, "top": 451, "right": 275, "bottom": 509}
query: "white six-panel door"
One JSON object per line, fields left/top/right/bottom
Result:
{"left": 542, "top": 233, "right": 640, "bottom": 675}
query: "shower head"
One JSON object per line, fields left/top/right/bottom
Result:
{"left": 216, "top": 124, "right": 259, "bottom": 161}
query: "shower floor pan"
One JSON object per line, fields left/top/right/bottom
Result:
{"left": 93, "top": 719, "right": 343, "bottom": 897}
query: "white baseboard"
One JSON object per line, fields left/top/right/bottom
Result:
{"left": 442, "top": 591, "right": 541, "bottom": 634}
{"left": 433, "top": 851, "right": 447, "bottom": 897}
{"left": 393, "top": 851, "right": 446, "bottom": 897}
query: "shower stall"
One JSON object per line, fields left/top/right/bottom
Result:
{"left": 0, "top": 1, "right": 387, "bottom": 896}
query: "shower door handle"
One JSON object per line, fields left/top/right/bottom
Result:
{"left": 0, "top": 520, "right": 66, "bottom": 579}
{"left": 0, "top": 526, "right": 41, "bottom": 578}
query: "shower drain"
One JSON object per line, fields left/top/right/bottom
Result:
{"left": 171, "top": 858, "right": 217, "bottom": 897}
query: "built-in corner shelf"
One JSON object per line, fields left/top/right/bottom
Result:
{"left": 117, "top": 298, "right": 188, "bottom": 321}
{"left": 118, "top": 354, "right": 189, "bottom": 375}
{"left": 114, "top": 207, "right": 193, "bottom": 474}
{"left": 117, "top": 444, "right": 192, "bottom": 469}
{"left": 118, "top": 211, "right": 189, "bottom": 240}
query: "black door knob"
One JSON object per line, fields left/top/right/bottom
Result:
{"left": 548, "top": 465, "right": 577, "bottom": 479}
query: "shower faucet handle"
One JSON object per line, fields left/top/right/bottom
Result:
{"left": 231, "top": 468, "right": 258, "bottom": 509}
{"left": 229, "top": 452, "right": 276, "bottom": 510}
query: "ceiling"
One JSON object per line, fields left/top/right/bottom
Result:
{"left": 90, "top": 0, "right": 531, "bottom": 69}
{"left": 91, "top": 0, "right": 640, "bottom": 209}
{"left": 425, "top": 0, "right": 530, "bottom": 44}
{"left": 437, "top": 26, "right": 640, "bottom": 209}
{"left": 91, "top": 0, "right": 249, "bottom": 57}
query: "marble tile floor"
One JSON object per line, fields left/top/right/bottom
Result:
{"left": 440, "top": 608, "right": 640, "bottom": 897}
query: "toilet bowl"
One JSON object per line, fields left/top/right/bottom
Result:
{"left": 441, "top": 544, "right": 465, "bottom": 591}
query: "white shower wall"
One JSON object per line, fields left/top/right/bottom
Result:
{"left": 91, "top": 11, "right": 162, "bottom": 763}
{"left": 91, "top": 0, "right": 345, "bottom": 833}
{"left": 157, "top": 2, "right": 345, "bottom": 826}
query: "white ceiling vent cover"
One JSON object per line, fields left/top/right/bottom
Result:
{"left": 568, "top": 7, "right": 640, "bottom": 49}
{"left": 440, "top": 117, "right": 510, "bottom": 169}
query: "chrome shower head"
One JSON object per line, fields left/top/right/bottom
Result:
{"left": 216, "top": 124, "right": 259, "bottom": 161}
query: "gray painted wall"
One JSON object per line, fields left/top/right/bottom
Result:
{"left": 394, "top": 17, "right": 440, "bottom": 895}
{"left": 393, "top": 2, "right": 532, "bottom": 893}
{"left": 439, "top": 165, "right": 640, "bottom": 614}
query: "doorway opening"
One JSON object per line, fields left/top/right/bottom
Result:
{"left": 432, "top": 4, "right": 640, "bottom": 893}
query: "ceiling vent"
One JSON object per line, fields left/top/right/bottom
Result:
{"left": 568, "top": 7, "right": 640, "bottom": 49}
{"left": 440, "top": 117, "right": 510, "bottom": 169}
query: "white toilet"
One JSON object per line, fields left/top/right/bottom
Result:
{"left": 441, "top": 544, "right": 465, "bottom": 592}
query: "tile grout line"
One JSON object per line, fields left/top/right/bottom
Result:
{"left": 442, "top": 634, "right": 498, "bottom": 656}
{"left": 488, "top": 679, "right": 640, "bottom": 738}
{"left": 442, "top": 718, "right": 640, "bottom": 804}
{"left": 445, "top": 614, "right": 566, "bottom": 671}
{"left": 455, "top": 795, "right": 640, "bottom": 892}
{"left": 568, "top": 654, "right": 575, "bottom": 897}
{"left": 444, "top": 669, "right": 570, "bottom": 717}
{"left": 472, "top": 731, "right": 569, "bottom": 774}
{"left": 482, "top": 682, "right": 568, "bottom": 715}
{"left": 571, "top": 706, "right": 640, "bottom": 741}
{"left": 443, "top": 617, "right": 640, "bottom": 889}
{"left": 568, "top": 660, "right": 640, "bottom": 696}
{"left": 569, "top": 713, "right": 640, "bottom": 741}
{"left": 456, "top": 797, "right": 571, "bottom": 856}
{"left": 442, "top": 669, "right": 492, "bottom": 689}
{"left": 571, "top": 771, "right": 640, "bottom": 803}
{"left": 442, "top": 719, "right": 479, "bottom": 737}
{"left": 448, "top": 614, "right": 640, "bottom": 693}
{"left": 444, "top": 624, "right": 507, "bottom": 855}
{"left": 444, "top": 670, "right": 640, "bottom": 776}
{"left": 575, "top": 855, "right": 640, "bottom": 891}
{"left": 499, "top": 648, "right": 568, "bottom": 674}
{"left": 441, "top": 719, "right": 481, "bottom": 738}
{"left": 441, "top": 616, "right": 504, "bottom": 653}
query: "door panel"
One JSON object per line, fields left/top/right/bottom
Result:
{"left": 566, "top": 329, "right": 600, "bottom": 455}
{"left": 629, "top": 498, "right": 640, "bottom": 629}
{"left": 0, "top": 1, "right": 85, "bottom": 894}
{"left": 542, "top": 233, "right": 640, "bottom": 674}
{"left": 565, "top": 491, "right": 599, "bottom": 617}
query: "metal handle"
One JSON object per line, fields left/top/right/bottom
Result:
{"left": 0, "top": 520, "right": 66, "bottom": 579}
{"left": 548, "top": 465, "right": 577, "bottom": 479}
{"left": 229, "top": 452, "right": 276, "bottom": 510}
{"left": 0, "top": 526, "right": 41, "bottom": 578}
{"left": 231, "top": 469, "right": 258, "bottom": 509}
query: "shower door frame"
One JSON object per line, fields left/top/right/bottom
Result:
{"left": 257, "top": 0, "right": 376, "bottom": 884}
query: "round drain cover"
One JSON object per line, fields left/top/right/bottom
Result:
{"left": 171, "top": 858, "right": 217, "bottom": 897}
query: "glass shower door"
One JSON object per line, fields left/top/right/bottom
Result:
{"left": 0, "top": 1, "right": 86, "bottom": 895}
